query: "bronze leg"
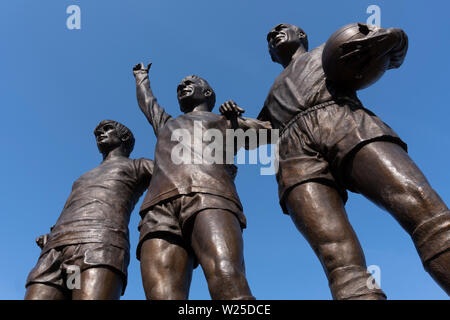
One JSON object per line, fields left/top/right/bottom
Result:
{"left": 426, "top": 252, "right": 450, "bottom": 295}
{"left": 140, "top": 236, "right": 194, "bottom": 300}
{"left": 24, "top": 283, "right": 67, "bottom": 300}
{"left": 347, "top": 140, "right": 450, "bottom": 294}
{"left": 190, "top": 209, "right": 254, "bottom": 300}
{"left": 71, "top": 267, "right": 123, "bottom": 300}
{"left": 285, "top": 181, "right": 386, "bottom": 299}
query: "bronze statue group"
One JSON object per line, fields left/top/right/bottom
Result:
{"left": 25, "top": 23, "right": 450, "bottom": 300}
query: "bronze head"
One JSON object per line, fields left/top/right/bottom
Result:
{"left": 94, "top": 120, "right": 135, "bottom": 157}
{"left": 267, "top": 23, "right": 308, "bottom": 67}
{"left": 177, "top": 75, "right": 216, "bottom": 113}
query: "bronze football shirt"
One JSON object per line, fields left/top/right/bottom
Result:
{"left": 43, "top": 157, "right": 153, "bottom": 252}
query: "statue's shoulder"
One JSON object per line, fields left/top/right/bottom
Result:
{"left": 132, "top": 157, "right": 154, "bottom": 175}
{"left": 133, "top": 157, "right": 154, "bottom": 166}
{"left": 309, "top": 43, "right": 326, "bottom": 57}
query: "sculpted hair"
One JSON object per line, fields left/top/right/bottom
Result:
{"left": 190, "top": 75, "right": 216, "bottom": 110}
{"left": 94, "top": 120, "right": 135, "bottom": 156}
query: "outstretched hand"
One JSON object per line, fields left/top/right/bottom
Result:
{"left": 219, "top": 100, "right": 245, "bottom": 118}
{"left": 133, "top": 62, "right": 152, "bottom": 77}
{"left": 220, "top": 100, "right": 245, "bottom": 130}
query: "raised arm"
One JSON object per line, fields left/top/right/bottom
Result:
{"left": 133, "top": 63, "right": 172, "bottom": 137}
{"left": 220, "top": 100, "right": 273, "bottom": 150}
{"left": 338, "top": 23, "right": 408, "bottom": 70}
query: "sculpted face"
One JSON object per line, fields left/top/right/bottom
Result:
{"left": 95, "top": 123, "right": 123, "bottom": 155}
{"left": 177, "top": 76, "right": 197, "bottom": 100}
{"left": 267, "top": 23, "right": 306, "bottom": 65}
{"left": 177, "top": 76, "right": 213, "bottom": 113}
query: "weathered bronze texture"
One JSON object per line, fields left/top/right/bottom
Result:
{"left": 234, "top": 22, "right": 449, "bottom": 299}
{"left": 133, "top": 63, "right": 270, "bottom": 300}
{"left": 322, "top": 23, "right": 407, "bottom": 91}
{"left": 25, "top": 120, "right": 153, "bottom": 300}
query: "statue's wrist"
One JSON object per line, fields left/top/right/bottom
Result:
{"left": 134, "top": 72, "right": 149, "bottom": 82}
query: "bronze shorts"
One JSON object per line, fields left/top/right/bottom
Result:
{"left": 277, "top": 101, "right": 407, "bottom": 214}
{"left": 136, "top": 192, "right": 245, "bottom": 262}
{"left": 25, "top": 243, "right": 129, "bottom": 295}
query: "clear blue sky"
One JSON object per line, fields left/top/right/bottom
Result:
{"left": 1, "top": 0, "right": 449, "bottom": 300}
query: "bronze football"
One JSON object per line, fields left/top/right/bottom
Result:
{"left": 322, "top": 23, "right": 390, "bottom": 91}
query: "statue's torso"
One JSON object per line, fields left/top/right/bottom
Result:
{"left": 259, "top": 44, "right": 359, "bottom": 128}
{"left": 44, "top": 157, "right": 152, "bottom": 253}
{"left": 141, "top": 111, "right": 242, "bottom": 212}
